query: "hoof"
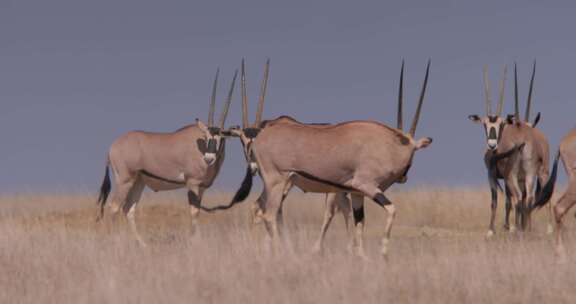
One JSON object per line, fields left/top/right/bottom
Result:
{"left": 486, "top": 230, "right": 495, "bottom": 238}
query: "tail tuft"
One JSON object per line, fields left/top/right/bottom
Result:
{"left": 532, "top": 151, "right": 561, "bottom": 210}
{"left": 95, "top": 165, "right": 112, "bottom": 221}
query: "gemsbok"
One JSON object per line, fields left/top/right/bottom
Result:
{"left": 230, "top": 60, "right": 433, "bottom": 258}
{"left": 95, "top": 68, "right": 247, "bottom": 245}
{"left": 468, "top": 62, "right": 551, "bottom": 236}
{"left": 532, "top": 127, "right": 575, "bottom": 258}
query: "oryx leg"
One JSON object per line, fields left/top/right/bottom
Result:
{"left": 250, "top": 191, "right": 266, "bottom": 225}
{"left": 487, "top": 184, "right": 498, "bottom": 237}
{"left": 350, "top": 193, "right": 367, "bottom": 259}
{"left": 187, "top": 183, "right": 205, "bottom": 236}
{"left": 260, "top": 175, "right": 291, "bottom": 251}
{"left": 312, "top": 193, "right": 349, "bottom": 254}
{"left": 504, "top": 185, "right": 512, "bottom": 230}
{"left": 121, "top": 178, "right": 146, "bottom": 246}
{"left": 505, "top": 176, "right": 522, "bottom": 233}
{"left": 355, "top": 183, "right": 396, "bottom": 258}
{"left": 523, "top": 174, "right": 537, "bottom": 231}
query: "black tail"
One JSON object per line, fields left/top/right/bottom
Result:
{"left": 532, "top": 151, "right": 561, "bottom": 210}
{"left": 95, "top": 164, "right": 112, "bottom": 221}
{"left": 199, "top": 166, "right": 254, "bottom": 212}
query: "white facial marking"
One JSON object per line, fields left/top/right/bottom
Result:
{"left": 487, "top": 139, "right": 498, "bottom": 149}
{"left": 204, "top": 153, "right": 216, "bottom": 165}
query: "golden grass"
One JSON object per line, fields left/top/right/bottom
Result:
{"left": 0, "top": 187, "right": 575, "bottom": 303}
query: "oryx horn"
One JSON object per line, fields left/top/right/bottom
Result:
{"left": 514, "top": 62, "right": 520, "bottom": 122}
{"left": 397, "top": 60, "right": 404, "bottom": 131}
{"left": 496, "top": 64, "right": 507, "bottom": 116}
{"left": 525, "top": 60, "right": 536, "bottom": 122}
{"left": 483, "top": 65, "right": 492, "bottom": 115}
{"left": 409, "top": 59, "right": 431, "bottom": 137}
{"left": 241, "top": 59, "right": 249, "bottom": 128}
{"left": 219, "top": 69, "right": 239, "bottom": 129}
{"left": 208, "top": 68, "right": 219, "bottom": 127}
{"left": 255, "top": 58, "right": 270, "bottom": 126}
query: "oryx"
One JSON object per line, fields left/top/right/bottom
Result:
{"left": 95, "top": 68, "right": 248, "bottom": 245}
{"left": 231, "top": 60, "right": 433, "bottom": 258}
{"left": 468, "top": 62, "right": 551, "bottom": 235}
{"left": 532, "top": 127, "right": 575, "bottom": 257}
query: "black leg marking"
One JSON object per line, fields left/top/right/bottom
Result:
{"left": 188, "top": 190, "right": 201, "bottom": 208}
{"left": 373, "top": 193, "right": 392, "bottom": 207}
{"left": 353, "top": 206, "right": 365, "bottom": 225}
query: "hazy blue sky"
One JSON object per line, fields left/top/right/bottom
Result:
{"left": 0, "top": 0, "right": 574, "bottom": 193}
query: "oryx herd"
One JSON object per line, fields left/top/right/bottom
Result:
{"left": 95, "top": 59, "right": 574, "bottom": 258}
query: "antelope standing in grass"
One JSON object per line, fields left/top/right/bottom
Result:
{"left": 532, "top": 128, "right": 575, "bottom": 258}
{"left": 95, "top": 68, "right": 248, "bottom": 245}
{"left": 231, "top": 60, "right": 433, "bottom": 258}
{"left": 468, "top": 62, "right": 551, "bottom": 236}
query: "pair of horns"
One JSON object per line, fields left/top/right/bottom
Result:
{"left": 397, "top": 59, "right": 431, "bottom": 137}
{"left": 514, "top": 61, "right": 536, "bottom": 122}
{"left": 483, "top": 64, "right": 507, "bottom": 116}
{"left": 241, "top": 58, "right": 270, "bottom": 128}
{"left": 207, "top": 68, "right": 239, "bottom": 129}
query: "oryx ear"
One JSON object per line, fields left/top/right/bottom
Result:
{"left": 196, "top": 119, "right": 209, "bottom": 133}
{"left": 415, "top": 137, "right": 432, "bottom": 149}
{"left": 228, "top": 128, "right": 243, "bottom": 137}
{"left": 506, "top": 114, "right": 515, "bottom": 124}
{"left": 468, "top": 115, "right": 481, "bottom": 123}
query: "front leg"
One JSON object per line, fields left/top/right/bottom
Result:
{"left": 187, "top": 182, "right": 205, "bottom": 236}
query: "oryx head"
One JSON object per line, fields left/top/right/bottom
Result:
{"left": 198, "top": 68, "right": 238, "bottom": 165}
{"left": 469, "top": 61, "right": 537, "bottom": 151}
{"left": 468, "top": 64, "right": 510, "bottom": 150}
{"left": 228, "top": 58, "right": 270, "bottom": 175}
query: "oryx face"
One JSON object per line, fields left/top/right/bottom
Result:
{"left": 231, "top": 127, "right": 260, "bottom": 175}
{"left": 197, "top": 121, "right": 224, "bottom": 165}
{"left": 468, "top": 115, "right": 507, "bottom": 150}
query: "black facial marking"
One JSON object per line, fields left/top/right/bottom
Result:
{"left": 140, "top": 170, "right": 186, "bottom": 185}
{"left": 373, "top": 193, "right": 391, "bottom": 207}
{"left": 244, "top": 128, "right": 261, "bottom": 139}
{"left": 206, "top": 138, "right": 217, "bottom": 153}
{"left": 488, "top": 116, "right": 498, "bottom": 123}
{"left": 353, "top": 206, "right": 365, "bottom": 225}
{"left": 488, "top": 127, "right": 497, "bottom": 140}
{"left": 208, "top": 127, "right": 221, "bottom": 136}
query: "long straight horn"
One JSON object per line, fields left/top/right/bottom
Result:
{"left": 397, "top": 60, "right": 404, "bottom": 131}
{"left": 208, "top": 68, "right": 219, "bottom": 127}
{"left": 514, "top": 63, "right": 520, "bottom": 121}
{"left": 219, "top": 69, "right": 238, "bottom": 129}
{"left": 525, "top": 60, "right": 536, "bottom": 122}
{"left": 483, "top": 65, "right": 492, "bottom": 115}
{"left": 241, "top": 59, "right": 249, "bottom": 128}
{"left": 496, "top": 64, "right": 507, "bottom": 116}
{"left": 409, "top": 59, "right": 431, "bottom": 137}
{"left": 254, "top": 58, "right": 270, "bottom": 126}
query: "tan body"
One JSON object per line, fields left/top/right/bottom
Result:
{"left": 231, "top": 60, "right": 431, "bottom": 257}
{"left": 251, "top": 120, "right": 430, "bottom": 257}
{"left": 95, "top": 68, "right": 239, "bottom": 245}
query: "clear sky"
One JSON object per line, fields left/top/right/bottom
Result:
{"left": 0, "top": 0, "right": 574, "bottom": 193}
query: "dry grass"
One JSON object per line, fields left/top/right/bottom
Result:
{"left": 0, "top": 187, "right": 575, "bottom": 303}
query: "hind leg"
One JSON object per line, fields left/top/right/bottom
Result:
{"left": 350, "top": 193, "right": 367, "bottom": 259}
{"left": 122, "top": 178, "right": 146, "bottom": 246}
{"left": 553, "top": 185, "right": 576, "bottom": 259}
{"left": 312, "top": 193, "right": 345, "bottom": 253}
{"left": 505, "top": 175, "right": 522, "bottom": 233}
{"left": 504, "top": 186, "right": 512, "bottom": 230}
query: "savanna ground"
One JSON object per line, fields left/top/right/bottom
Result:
{"left": 0, "top": 187, "right": 574, "bottom": 304}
